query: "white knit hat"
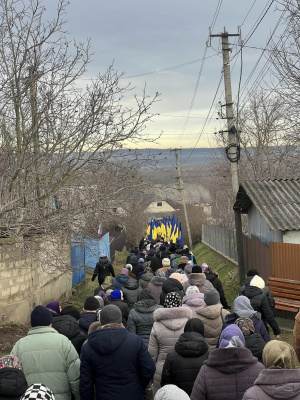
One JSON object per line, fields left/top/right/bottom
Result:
{"left": 154, "top": 385, "right": 190, "bottom": 400}
{"left": 162, "top": 258, "right": 170, "bottom": 267}
{"left": 250, "top": 275, "right": 265, "bottom": 290}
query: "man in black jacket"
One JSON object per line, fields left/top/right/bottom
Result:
{"left": 92, "top": 255, "right": 115, "bottom": 286}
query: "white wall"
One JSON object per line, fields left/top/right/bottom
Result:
{"left": 283, "top": 230, "right": 300, "bottom": 244}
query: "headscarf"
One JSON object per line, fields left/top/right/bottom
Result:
{"left": 219, "top": 325, "right": 245, "bottom": 348}
{"left": 184, "top": 318, "right": 204, "bottom": 336}
{"left": 119, "top": 268, "right": 129, "bottom": 276}
{"left": 235, "top": 317, "right": 255, "bottom": 336}
{"left": 201, "top": 263, "right": 211, "bottom": 272}
{"left": 233, "top": 295, "right": 256, "bottom": 318}
{"left": 263, "top": 340, "right": 297, "bottom": 369}
{"left": 164, "top": 292, "right": 182, "bottom": 308}
{"left": 45, "top": 301, "right": 60, "bottom": 315}
{"left": 185, "top": 285, "right": 200, "bottom": 295}
{"left": 20, "top": 384, "right": 55, "bottom": 400}
{"left": 156, "top": 270, "right": 166, "bottom": 277}
{"left": 0, "top": 354, "right": 22, "bottom": 370}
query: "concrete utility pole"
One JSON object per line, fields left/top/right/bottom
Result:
{"left": 210, "top": 28, "right": 245, "bottom": 284}
{"left": 172, "top": 149, "right": 193, "bottom": 249}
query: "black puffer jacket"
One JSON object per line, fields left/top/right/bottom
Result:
{"left": 0, "top": 368, "right": 28, "bottom": 400}
{"left": 150, "top": 252, "right": 164, "bottom": 272}
{"left": 161, "top": 332, "right": 209, "bottom": 396}
{"left": 139, "top": 272, "right": 153, "bottom": 289}
{"left": 92, "top": 256, "right": 115, "bottom": 285}
{"left": 239, "top": 277, "right": 275, "bottom": 311}
{"left": 79, "top": 312, "right": 98, "bottom": 337}
{"left": 205, "top": 271, "right": 229, "bottom": 309}
{"left": 108, "top": 299, "right": 129, "bottom": 327}
{"left": 122, "top": 279, "right": 143, "bottom": 309}
{"left": 52, "top": 315, "right": 86, "bottom": 355}
{"left": 245, "top": 333, "right": 266, "bottom": 363}
{"left": 242, "top": 286, "right": 280, "bottom": 335}
{"left": 160, "top": 278, "right": 184, "bottom": 306}
{"left": 127, "top": 300, "right": 162, "bottom": 345}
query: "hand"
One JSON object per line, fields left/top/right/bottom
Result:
{"left": 275, "top": 335, "right": 280, "bottom": 340}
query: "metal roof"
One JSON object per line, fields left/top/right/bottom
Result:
{"left": 233, "top": 179, "right": 300, "bottom": 231}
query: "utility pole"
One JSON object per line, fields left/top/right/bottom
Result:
{"left": 210, "top": 28, "right": 245, "bottom": 284}
{"left": 172, "top": 149, "right": 193, "bottom": 249}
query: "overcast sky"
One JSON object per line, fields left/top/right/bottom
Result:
{"left": 47, "top": 0, "right": 284, "bottom": 149}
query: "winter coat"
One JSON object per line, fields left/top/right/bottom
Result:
{"left": 160, "top": 278, "right": 184, "bottom": 306}
{"left": 191, "top": 347, "right": 264, "bottom": 400}
{"left": 0, "top": 368, "right": 28, "bottom": 400}
{"left": 184, "top": 273, "right": 214, "bottom": 294}
{"left": 224, "top": 312, "right": 271, "bottom": 343}
{"left": 244, "top": 333, "right": 266, "bottom": 363}
{"left": 127, "top": 300, "right": 162, "bottom": 345}
{"left": 52, "top": 315, "right": 86, "bottom": 355}
{"left": 293, "top": 310, "right": 300, "bottom": 362}
{"left": 122, "top": 279, "right": 143, "bottom": 309}
{"left": 108, "top": 299, "right": 130, "bottom": 327}
{"left": 148, "top": 276, "right": 166, "bottom": 304}
{"left": 132, "top": 263, "right": 145, "bottom": 277}
{"left": 204, "top": 271, "right": 229, "bottom": 309}
{"left": 148, "top": 306, "right": 192, "bottom": 394}
{"left": 92, "top": 256, "right": 115, "bottom": 285}
{"left": 150, "top": 252, "right": 164, "bottom": 272}
{"left": 161, "top": 331, "right": 209, "bottom": 396}
{"left": 182, "top": 292, "right": 205, "bottom": 315}
{"left": 242, "top": 285, "right": 280, "bottom": 335}
{"left": 195, "top": 304, "right": 229, "bottom": 349}
{"left": 240, "top": 277, "right": 275, "bottom": 311}
{"left": 113, "top": 274, "right": 130, "bottom": 290}
{"left": 79, "top": 312, "right": 98, "bottom": 337}
{"left": 80, "top": 323, "right": 155, "bottom": 400}
{"left": 139, "top": 272, "right": 154, "bottom": 289}
{"left": 242, "top": 368, "right": 300, "bottom": 400}
{"left": 11, "top": 326, "right": 80, "bottom": 400}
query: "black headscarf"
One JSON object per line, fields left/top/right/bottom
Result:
{"left": 184, "top": 318, "right": 204, "bottom": 336}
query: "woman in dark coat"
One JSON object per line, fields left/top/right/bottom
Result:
{"left": 191, "top": 325, "right": 264, "bottom": 400}
{"left": 234, "top": 317, "right": 266, "bottom": 363}
{"left": 224, "top": 296, "right": 271, "bottom": 343}
{"left": 159, "top": 273, "right": 184, "bottom": 306}
{"left": 161, "top": 319, "right": 209, "bottom": 396}
{"left": 0, "top": 354, "right": 28, "bottom": 400}
{"left": 122, "top": 278, "right": 143, "bottom": 310}
{"left": 201, "top": 263, "right": 229, "bottom": 309}
{"left": 92, "top": 255, "right": 115, "bottom": 286}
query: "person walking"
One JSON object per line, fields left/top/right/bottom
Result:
{"left": 92, "top": 254, "right": 115, "bottom": 286}
{"left": 0, "top": 354, "right": 28, "bottom": 400}
{"left": 11, "top": 305, "right": 80, "bottom": 400}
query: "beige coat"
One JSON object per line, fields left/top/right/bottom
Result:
{"left": 293, "top": 310, "right": 300, "bottom": 362}
{"left": 148, "top": 306, "right": 192, "bottom": 395}
{"left": 194, "top": 303, "right": 229, "bottom": 349}
{"left": 183, "top": 272, "right": 213, "bottom": 294}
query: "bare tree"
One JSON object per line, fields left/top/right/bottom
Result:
{"left": 0, "top": 0, "right": 159, "bottom": 239}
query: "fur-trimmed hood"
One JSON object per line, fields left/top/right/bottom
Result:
{"left": 188, "top": 272, "right": 207, "bottom": 286}
{"left": 150, "top": 276, "right": 167, "bottom": 286}
{"left": 153, "top": 306, "right": 192, "bottom": 330}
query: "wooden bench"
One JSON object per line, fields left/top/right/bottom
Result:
{"left": 267, "top": 277, "right": 300, "bottom": 313}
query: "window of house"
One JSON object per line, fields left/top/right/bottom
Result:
{"left": 157, "top": 202, "right": 162, "bottom": 207}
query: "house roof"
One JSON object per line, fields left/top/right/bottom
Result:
{"left": 233, "top": 178, "right": 300, "bottom": 231}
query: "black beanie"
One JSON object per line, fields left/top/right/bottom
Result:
{"left": 192, "top": 265, "right": 202, "bottom": 273}
{"left": 31, "top": 305, "right": 53, "bottom": 327}
{"left": 247, "top": 269, "right": 259, "bottom": 277}
{"left": 84, "top": 296, "right": 100, "bottom": 311}
{"left": 60, "top": 306, "right": 80, "bottom": 321}
{"left": 184, "top": 318, "right": 205, "bottom": 336}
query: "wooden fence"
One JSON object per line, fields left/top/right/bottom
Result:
{"left": 242, "top": 234, "right": 270, "bottom": 282}
{"left": 270, "top": 242, "right": 300, "bottom": 281}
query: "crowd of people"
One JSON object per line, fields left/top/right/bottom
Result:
{"left": 1, "top": 237, "right": 300, "bottom": 400}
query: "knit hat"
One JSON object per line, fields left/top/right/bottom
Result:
{"left": 138, "top": 258, "right": 145, "bottom": 264}
{"left": 184, "top": 318, "right": 204, "bottom": 336}
{"left": 46, "top": 301, "right": 60, "bottom": 315}
{"left": 204, "top": 288, "right": 220, "bottom": 306}
{"left": 219, "top": 325, "right": 245, "bottom": 348}
{"left": 94, "top": 295, "right": 104, "bottom": 309}
{"left": 233, "top": 295, "right": 256, "bottom": 318}
{"left": 185, "top": 285, "right": 200, "bottom": 295}
{"left": 154, "top": 384, "right": 190, "bottom": 400}
{"left": 250, "top": 275, "right": 265, "bottom": 290}
{"left": 138, "top": 288, "right": 156, "bottom": 302}
{"left": 100, "top": 305, "right": 122, "bottom": 325}
{"left": 164, "top": 292, "right": 182, "bottom": 308}
{"left": 129, "top": 255, "right": 138, "bottom": 265}
{"left": 60, "top": 306, "right": 80, "bottom": 321}
{"left": 201, "top": 263, "right": 211, "bottom": 272}
{"left": 156, "top": 270, "right": 166, "bottom": 277}
{"left": 162, "top": 258, "right": 171, "bottom": 267}
{"left": 84, "top": 296, "right": 100, "bottom": 311}
{"left": 119, "top": 267, "right": 129, "bottom": 276}
{"left": 192, "top": 265, "right": 202, "bottom": 273}
{"left": 235, "top": 317, "right": 255, "bottom": 336}
{"left": 110, "top": 290, "right": 122, "bottom": 300}
{"left": 247, "top": 269, "right": 259, "bottom": 277}
{"left": 31, "top": 305, "right": 53, "bottom": 327}
{"left": 263, "top": 340, "right": 297, "bottom": 369}
{"left": 20, "top": 384, "right": 55, "bottom": 400}
{"left": 0, "top": 354, "right": 22, "bottom": 370}
{"left": 159, "top": 245, "right": 166, "bottom": 251}
{"left": 125, "top": 264, "right": 133, "bottom": 271}
{"left": 169, "top": 273, "right": 184, "bottom": 285}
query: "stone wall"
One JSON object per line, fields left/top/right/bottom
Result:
{"left": 0, "top": 235, "right": 72, "bottom": 325}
